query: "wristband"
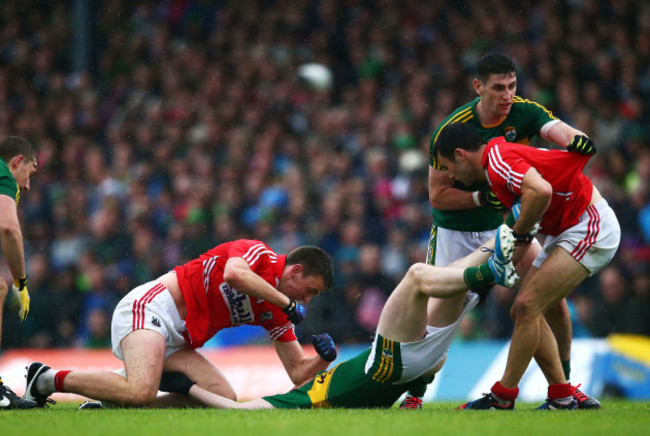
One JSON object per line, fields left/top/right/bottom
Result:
{"left": 472, "top": 191, "right": 482, "bottom": 207}
{"left": 14, "top": 276, "right": 27, "bottom": 290}
{"left": 512, "top": 232, "right": 534, "bottom": 245}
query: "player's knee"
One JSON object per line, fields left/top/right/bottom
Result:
{"left": 512, "top": 295, "right": 542, "bottom": 322}
{"left": 126, "top": 384, "right": 159, "bottom": 405}
{"left": 546, "top": 299, "right": 569, "bottom": 318}
{"left": 405, "top": 263, "right": 427, "bottom": 287}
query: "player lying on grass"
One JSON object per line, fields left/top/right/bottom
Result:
{"left": 153, "top": 225, "right": 518, "bottom": 409}
{"left": 26, "top": 241, "right": 336, "bottom": 408}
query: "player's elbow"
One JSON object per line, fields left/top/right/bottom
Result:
{"left": 1, "top": 222, "right": 21, "bottom": 239}
{"left": 222, "top": 262, "right": 245, "bottom": 285}
{"left": 428, "top": 189, "right": 447, "bottom": 209}
{"left": 536, "top": 182, "right": 553, "bottom": 204}
{"left": 287, "top": 369, "right": 307, "bottom": 386}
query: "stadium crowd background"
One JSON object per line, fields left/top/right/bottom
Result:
{"left": 0, "top": 0, "right": 648, "bottom": 350}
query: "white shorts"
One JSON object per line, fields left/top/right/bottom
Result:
{"left": 428, "top": 226, "right": 497, "bottom": 266}
{"left": 366, "top": 293, "right": 479, "bottom": 384}
{"left": 111, "top": 281, "right": 189, "bottom": 361}
{"left": 532, "top": 199, "right": 621, "bottom": 276}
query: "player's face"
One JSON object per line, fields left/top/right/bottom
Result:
{"left": 280, "top": 267, "right": 326, "bottom": 305}
{"left": 12, "top": 156, "right": 38, "bottom": 191}
{"left": 437, "top": 152, "right": 478, "bottom": 186}
{"left": 477, "top": 72, "right": 516, "bottom": 119}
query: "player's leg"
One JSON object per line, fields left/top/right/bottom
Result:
{"left": 515, "top": 242, "right": 574, "bottom": 378}
{"left": 379, "top": 225, "right": 515, "bottom": 343}
{"left": 150, "top": 348, "right": 237, "bottom": 407}
{"left": 544, "top": 300, "right": 572, "bottom": 372}
{"left": 0, "top": 277, "right": 6, "bottom": 347}
{"left": 497, "top": 248, "right": 589, "bottom": 401}
{"left": 27, "top": 329, "right": 166, "bottom": 406}
{"left": 458, "top": 248, "right": 588, "bottom": 411}
{"left": 401, "top": 227, "right": 499, "bottom": 409}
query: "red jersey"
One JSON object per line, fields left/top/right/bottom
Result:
{"left": 174, "top": 239, "right": 296, "bottom": 348}
{"left": 482, "top": 137, "right": 593, "bottom": 236}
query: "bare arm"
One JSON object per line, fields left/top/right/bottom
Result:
{"left": 512, "top": 168, "right": 552, "bottom": 235}
{"left": 0, "top": 194, "right": 26, "bottom": 281}
{"left": 273, "top": 339, "right": 330, "bottom": 386}
{"left": 542, "top": 121, "right": 587, "bottom": 148}
{"left": 223, "top": 257, "right": 291, "bottom": 308}
{"left": 428, "top": 166, "right": 478, "bottom": 210}
{"left": 188, "top": 384, "right": 274, "bottom": 409}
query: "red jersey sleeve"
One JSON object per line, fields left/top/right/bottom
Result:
{"left": 484, "top": 138, "right": 531, "bottom": 208}
{"left": 227, "top": 240, "right": 279, "bottom": 273}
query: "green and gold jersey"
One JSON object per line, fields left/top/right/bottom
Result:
{"left": 429, "top": 96, "right": 557, "bottom": 231}
{"left": 263, "top": 337, "right": 425, "bottom": 409}
{"left": 0, "top": 159, "right": 19, "bottom": 204}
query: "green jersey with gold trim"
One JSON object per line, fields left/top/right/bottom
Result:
{"left": 0, "top": 159, "right": 19, "bottom": 204}
{"left": 263, "top": 335, "right": 426, "bottom": 409}
{"left": 428, "top": 96, "right": 557, "bottom": 231}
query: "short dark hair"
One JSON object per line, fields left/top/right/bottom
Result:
{"left": 287, "top": 245, "right": 334, "bottom": 289}
{"left": 433, "top": 123, "right": 483, "bottom": 162}
{"left": 0, "top": 136, "right": 37, "bottom": 166}
{"left": 476, "top": 52, "right": 516, "bottom": 83}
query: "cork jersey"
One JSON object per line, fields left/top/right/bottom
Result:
{"left": 174, "top": 240, "right": 296, "bottom": 348}
{"left": 429, "top": 96, "right": 558, "bottom": 231}
{"left": 482, "top": 137, "right": 593, "bottom": 236}
{"left": 0, "top": 159, "right": 19, "bottom": 203}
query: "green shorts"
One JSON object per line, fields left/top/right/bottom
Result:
{"left": 263, "top": 335, "right": 424, "bottom": 409}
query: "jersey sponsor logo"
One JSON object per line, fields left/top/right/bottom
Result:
{"left": 260, "top": 311, "right": 273, "bottom": 322}
{"left": 504, "top": 126, "right": 516, "bottom": 141}
{"left": 219, "top": 282, "right": 254, "bottom": 325}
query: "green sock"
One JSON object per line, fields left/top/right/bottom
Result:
{"left": 562, "top": 360, "right": 571, "bottom": 381}
{"left": 463, "top": 263, "right": 494, "bottom": 289}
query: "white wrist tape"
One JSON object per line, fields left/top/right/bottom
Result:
{"left": 472, "top": 191, "right": 482, "bottom": 207}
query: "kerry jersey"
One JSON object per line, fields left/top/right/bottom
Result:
{"left": 263, "top": 335, "right": 427, "bottom": 409}
{"left": 483, "top": 137, "right": 593, "bottom": 236}
{"left": 429, "top": 96, "right": 558, "bottom": 231}
{"left": 174, "top": 240, "right": 296, "bottom": 348}
{"left": 0, "top": 159, "right": 19, "bottom": 203}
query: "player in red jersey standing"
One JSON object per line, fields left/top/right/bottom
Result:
{"left": 433, "top": 123, "right": 620, "bottom": 410}
{"left": 25, "top": 240, "right": 336, "bottom": 407}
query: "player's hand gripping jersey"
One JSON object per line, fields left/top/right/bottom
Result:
{"left": 483, "top": 137, "right": 593, "bottom": 236}
{"left": 429, "top": 96, "right": 559, "bottom": 231}
{"left": 174, "top": 240, "right": 296, "bottom": 348}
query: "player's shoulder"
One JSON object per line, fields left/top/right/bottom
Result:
{"left": 512, "top": 96, "right": 556, "bottom": 115}
{"left": 431, "top": 99, "right": 479, "bottom": 144}
{"left": 0, "top": 162, "right": 18, "bottom": 200}
{"left": 439, "top": 99, "right": 478, "bottom": 125}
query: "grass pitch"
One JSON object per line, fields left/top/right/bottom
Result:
{"left": 4, "top": 401, "right": 650, "bottom": 436}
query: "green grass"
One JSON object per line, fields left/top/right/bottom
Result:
{"left": 5, "top": 401, "right": 650, "bottom": 436}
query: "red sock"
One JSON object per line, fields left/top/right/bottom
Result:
{"left": 548, "top": 383, "right": 575, "bottom": 399}
{"left": 54, "top": 370, "right": 72, "bottom": 392}
{"left": 491, "top": 381, "right": 519, "bottom": 402}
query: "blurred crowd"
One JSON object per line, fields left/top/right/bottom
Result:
{"left": 1, "top": 0, "right": 649, "bottom": 350}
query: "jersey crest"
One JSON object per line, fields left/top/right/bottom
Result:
{"left": 218, "top": 282, "right": 254, "bottom": 325}
{"left": 504, "top": 126, "right": 517, "bottom": 141}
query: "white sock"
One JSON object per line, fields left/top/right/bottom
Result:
{"left": 36, "top": 368, "right": 57, "bottom": 394}
{"left": 491, "top": 392, "right": 513, "bottom": 406}
{"left": 553, "top": 395, "right": 574, "bottom": 406}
